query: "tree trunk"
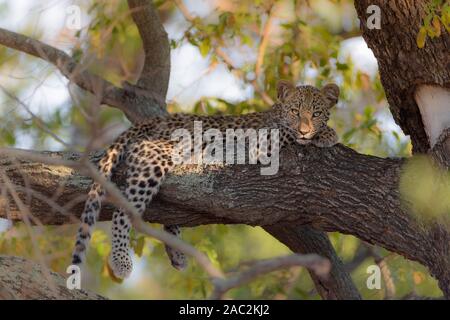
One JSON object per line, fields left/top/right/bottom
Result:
{"left": 354, "top": 0, "right": 450, "bottom": 154}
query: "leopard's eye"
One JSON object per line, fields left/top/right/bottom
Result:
{"left": 290, "top": 108, "right": 299, "bottom": 115}
{"left": 312, "top": 111, "right": 322, "bottom": 117}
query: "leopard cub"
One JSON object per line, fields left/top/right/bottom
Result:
{"left": 71, "top": 80, "right": 340, "bottom": 279}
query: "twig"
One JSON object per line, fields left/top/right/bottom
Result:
{"left": 174, "top": 0, "right": 274, "bottom": 105}
{"left": 210, "top": 254, "right": 330, "bottom": 299}
{"left": 0, "top": 85, "right": 70, "bottom": 148}
{"left": 255, "top": 3, "right": 275, "bottom": 81}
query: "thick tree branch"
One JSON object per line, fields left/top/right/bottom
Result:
{"left": 0, "top": 27, "right": 166, "bottom": 122}
{"left": 354, "top": 0, "right": 450, "bottom": 153}
{"left": 127, "top": 0, "right": 171, "bottom": 98}
{"left": 1, "top": 145, "right": 448, "bottom": 298}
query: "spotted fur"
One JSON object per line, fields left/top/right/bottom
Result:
{"left": 71, "top": 81, "right": 340, "bottom": 279}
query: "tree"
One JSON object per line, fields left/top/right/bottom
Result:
{"left": 0, "top": 0, "right": 448, "bottom": 299}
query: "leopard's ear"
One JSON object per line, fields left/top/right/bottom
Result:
{"left": 321, "top": 83, "right": 340, "bottom": 108}
{"left": 277, "top": 80, "right": 295, "bottom": 102}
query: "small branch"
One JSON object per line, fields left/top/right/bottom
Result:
{"left": 210, "top": 254, "right": 331, "bottom": 299}
{"left": 174, "top": 0, "right": 274, "bottom": 105}
{"left": 0, "top": 86, "right": 69, "bottom": 148}
{"left": 344, "top": 244, "right": 370, "bottom": 273}
{"left": 255, "top": 3, "right": 275, "bottom": 81}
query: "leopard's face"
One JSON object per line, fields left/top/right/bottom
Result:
{"left": 275, "top": 81, "right": 339, "bottom": 142}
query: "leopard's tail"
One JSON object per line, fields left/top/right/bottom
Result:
{"left": 71, "top": 128, "right": 138, "bottom": 268}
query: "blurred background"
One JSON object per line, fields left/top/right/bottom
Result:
{"left": 0, "top": 0, "right": 442, "bottom": 299}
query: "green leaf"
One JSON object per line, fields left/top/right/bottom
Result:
{"left": 336, "top": 62, "right": 349, "bottom": 71}
{"left": 134, "top": 236, "right": 145, "bottom": 257}
{"left": 3, "top": 130, "right": 15, "bottom": 145}
{"left": 199, "top": 39, "right": 211, "bottom": 57}
{"left": 416, "top": 26, "right": 427, "bottom": 48}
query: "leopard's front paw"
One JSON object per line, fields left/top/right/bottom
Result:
{"left": 312, "top": 127, "right": 338, "bottom": 148}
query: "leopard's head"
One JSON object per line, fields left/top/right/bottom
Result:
{"left": 274, "top": 80, "right": 339, "bottom": 142}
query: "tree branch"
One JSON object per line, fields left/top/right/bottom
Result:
{"left": 174, "top": 0, "right": 274, "bottom": 105}
{"left": 1, "top": 145, "right": 448, "bottom": 298}
{"left": 127, "top": 0, "right": 171, "bottom": 98}
{"left": 210, "top": 254, "right": 330, "bottom": 300}
{"left": 0, "top": 27, "right": 166, "bottom": 123}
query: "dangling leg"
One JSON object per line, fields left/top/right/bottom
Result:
{"left": 108, "top": 140, "right": 187, "bottom": 277}
{"left": 72, "top": 183, "right": 104, "bottom": 266}
{"left": 108, "top": 160, "right": 153, "bottom": 279}
{"left": 164, "top": 225, "right": 187, "bottom": 270}
{"left": 72, "top": 133, "right": 130, "bottom": 268}
{"left": 108, "top": 208, "right": 133, "bottom": 279}
{"left": 160, "top": 141, "right": 187, "bottom": 270}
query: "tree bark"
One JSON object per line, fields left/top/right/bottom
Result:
{"left": 127, "top": 0, "right": 171, "bottom": 97}
{"left": 352, "top": 0, "right": 450, "bottom": 298}
{"left": 0, "top": 255, "right": 106, "bottom": 299}
{"left": 354, "top": 0, "right": 450, "bottom": 153}
{"left": 1, "top": 145, "right": 448, "bottom": 298}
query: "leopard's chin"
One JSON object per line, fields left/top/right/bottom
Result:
{"left": 296, "top": 138, "right": 312, "bottom": 145}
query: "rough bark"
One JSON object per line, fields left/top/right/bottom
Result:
{"left": 0, "top": 255, "right": 106, "bottom": 300}
{"left": 1, "top": 145, "right": 448, "bottom": 297}
{"left": 352, "top": 2, "right": 450, "bottom": 298}
{"left": 354, "top": 0, "right": 450, "bottom": 153}
{"left": 127, "top": 0, "right": 171, "bottom": 97}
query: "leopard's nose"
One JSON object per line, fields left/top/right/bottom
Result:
{"left": 299, "top": 129, "right": 310, "bottom": 135}
{"left": 299, "top": 126, "right": 311, "bottom": 135}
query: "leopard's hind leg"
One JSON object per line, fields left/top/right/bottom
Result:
{"left": 108, "top": 140, "right": 186, "bottom": 278}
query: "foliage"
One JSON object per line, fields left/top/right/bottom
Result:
{"left": 416, "top": 0, "right": 449, "bottom": 48}
{"left": 400, "top": 155, "right": 450, "bottom": 223}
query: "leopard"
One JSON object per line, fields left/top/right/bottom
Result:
{"left": 71, "top": 80, "right": 340, "bottom": 279}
